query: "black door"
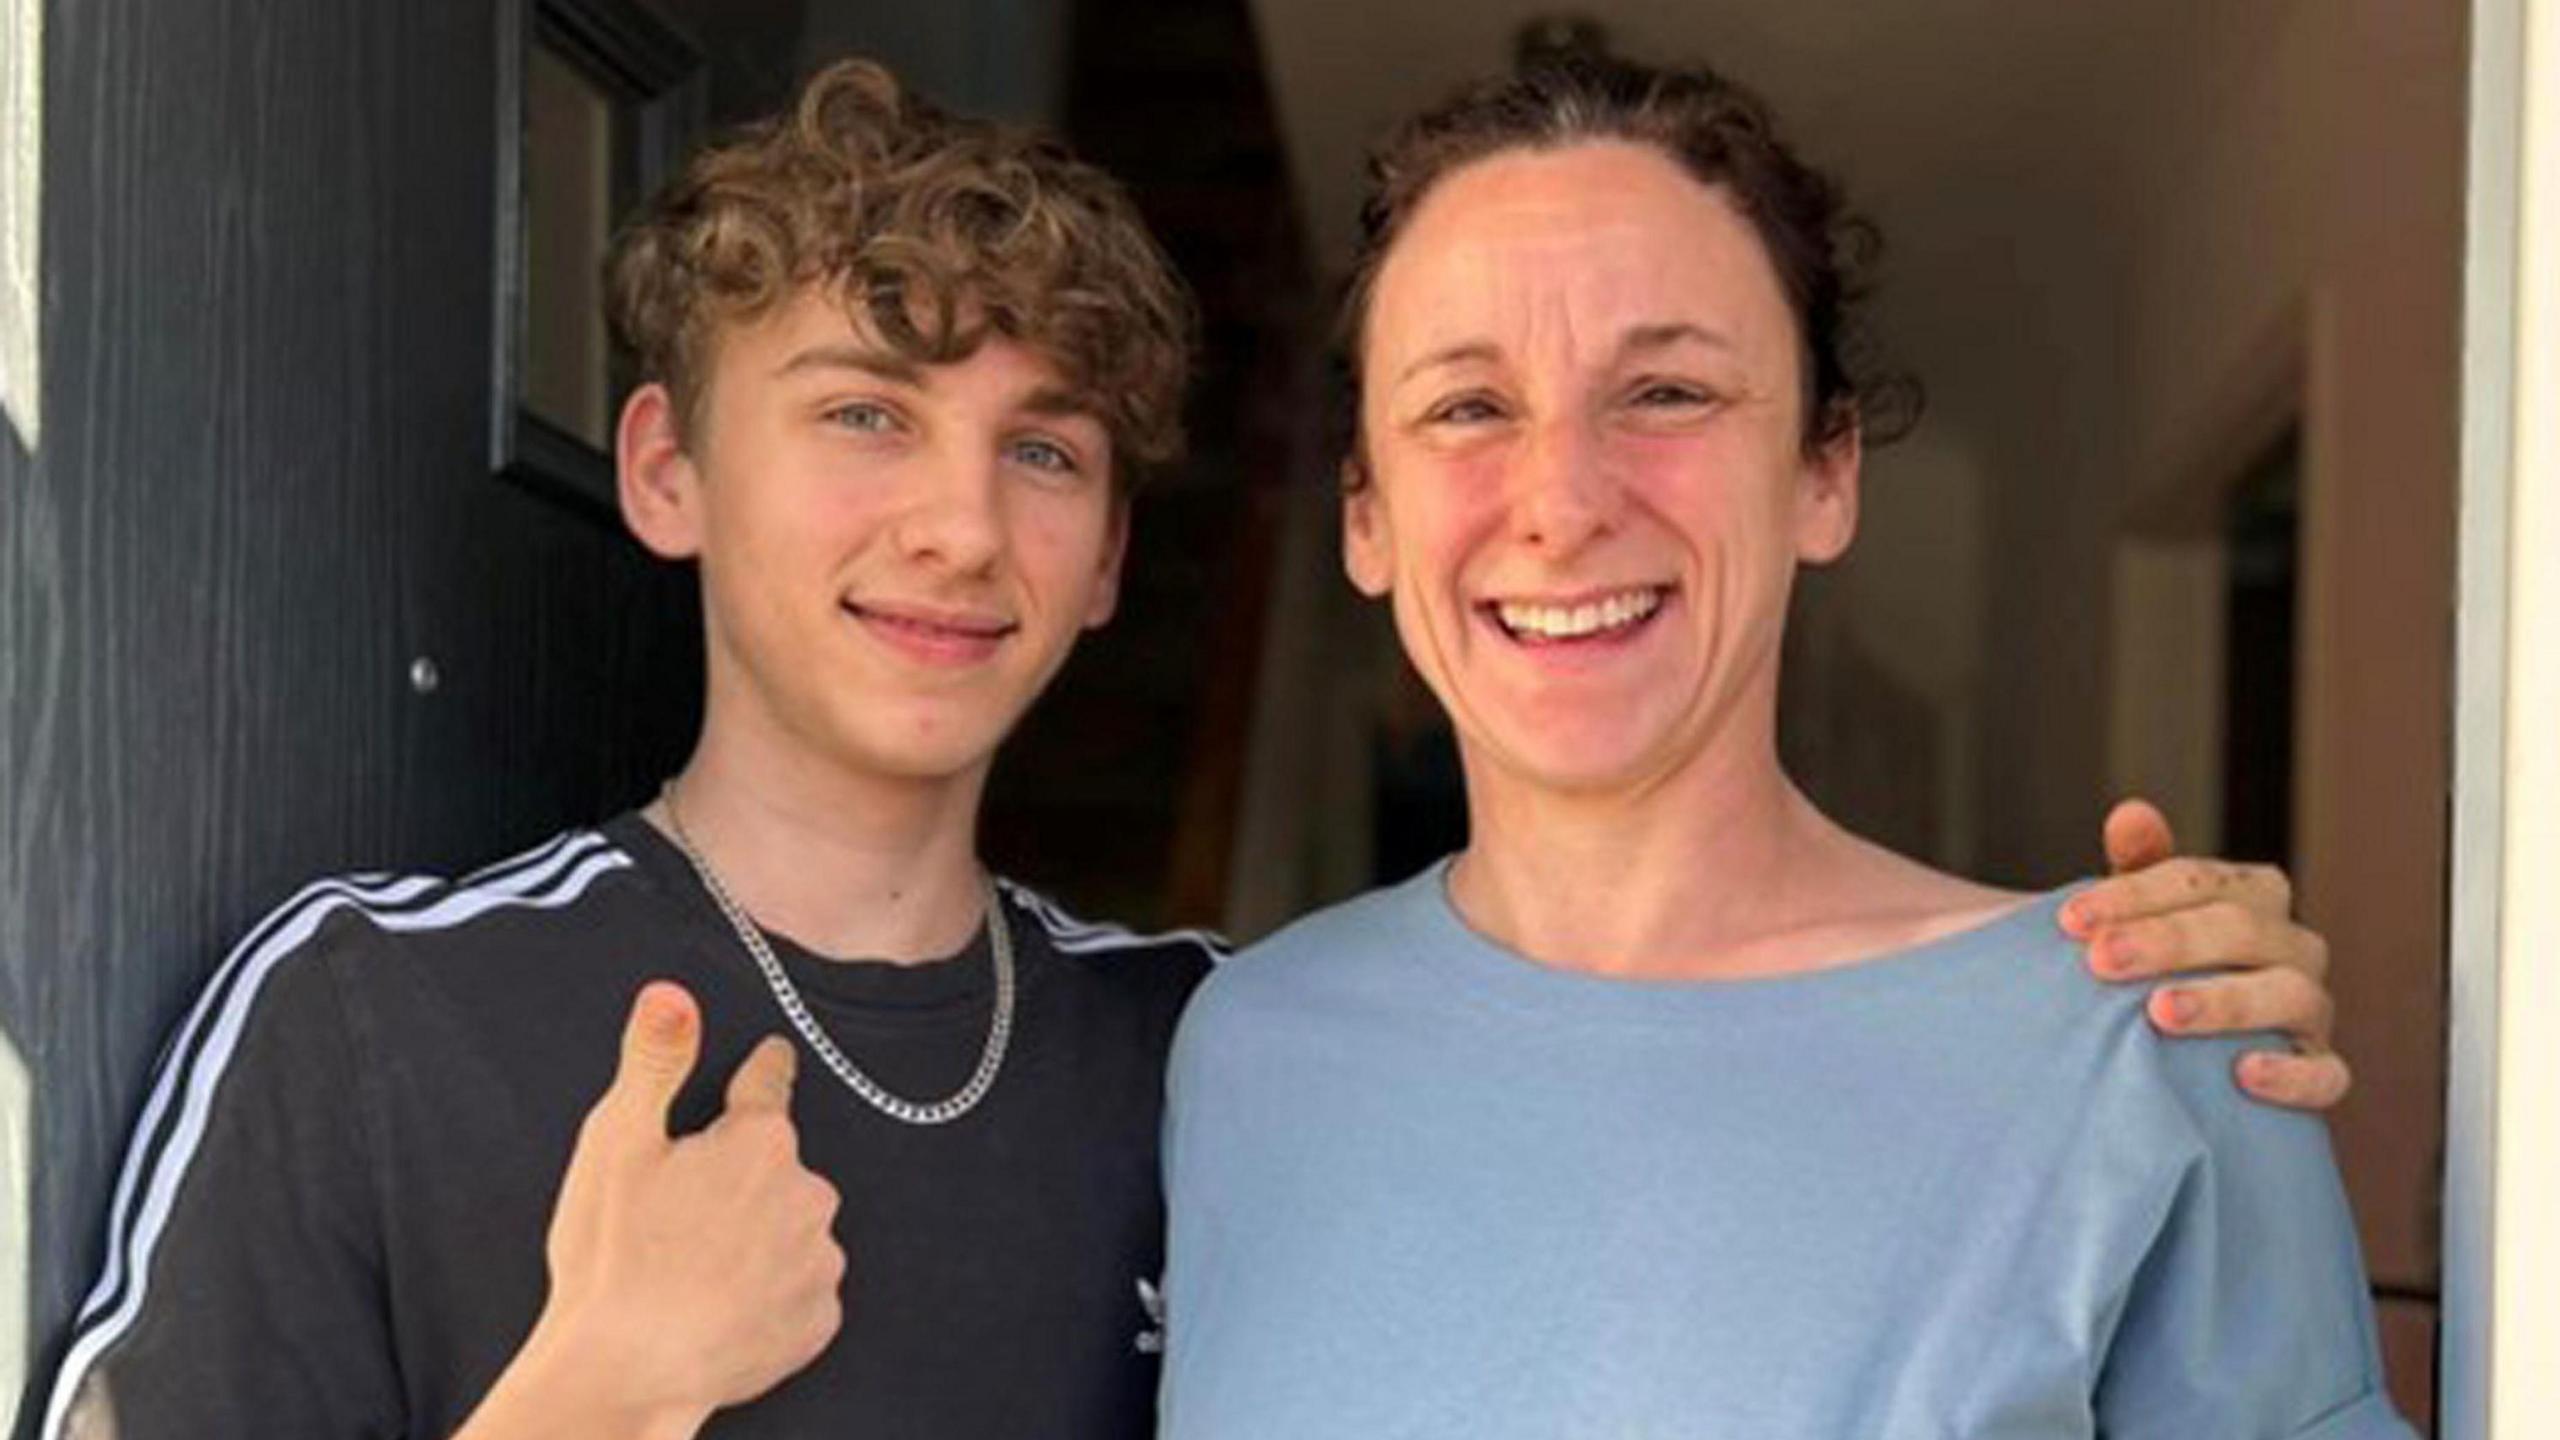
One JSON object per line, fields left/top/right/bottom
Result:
{"left": 1, "top": 3, "right": 698, "bottom": 1428}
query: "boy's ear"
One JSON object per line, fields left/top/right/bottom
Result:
{"left": 1083, "top": 500, "right": 1130, "bottom": 629}
{"left": 617, "top": 383, "right": 704, "bottom": 560}
{"left": 1794, "top": 425, "right": 1861, "bottom": 566}
{"left": 1341, "top": 456, "right": 1393, "bottom": 598}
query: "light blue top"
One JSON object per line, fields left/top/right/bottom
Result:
{"left": 1161, "top": 864, "right": 2411, "bottom": 1439}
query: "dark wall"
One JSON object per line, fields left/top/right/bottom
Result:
{"left": 645, "top": 0, "right": 1072, "bottom": 137}
{"left": 1, "top": 0, "right": 699, "bottom": 1423}
{"left": 800, "top": 0, "right": 1072, "bottom": 124}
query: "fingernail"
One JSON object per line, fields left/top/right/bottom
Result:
{"left": 2157, "top": 989, "right": 2198, "bottom": 1028}
{"left": 640, "top": 982, "right": 691, "bottom": 1037}
{"left": 2059, "top": 899, "right": 2090, "bottom": 936}
{"left": 2100, "top": 936, "right": 2141, "bottom": 973}
{"left": 2238, "top": 1052, "right": 2270, "bottom": 1086}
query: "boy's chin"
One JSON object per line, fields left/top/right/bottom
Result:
{"left": 824, "top": 706, "right": 1024, "bottom": 786}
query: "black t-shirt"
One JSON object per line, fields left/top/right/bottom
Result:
{"left": 42, "top": 814, "right": 1217, "bottom": 1439}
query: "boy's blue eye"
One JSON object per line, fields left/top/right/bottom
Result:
{"left": 827, "top": 401, "right": 900, "bottom": 433}
{"left": 1010, "top": 437, "right": 1079, "bottom": 474}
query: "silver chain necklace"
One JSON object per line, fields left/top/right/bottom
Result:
{"left": 658, "top": 783, "right": 1015, "bottom": 1126}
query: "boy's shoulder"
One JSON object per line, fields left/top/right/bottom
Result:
{"left": 199, "top": 824, "right": 663, "bottom": 1061}
{"left": 269, "top": 824, "right": 643, "bottom": 973}
{"left": 997, "top": 878, "right": 1226, "bottom": 999}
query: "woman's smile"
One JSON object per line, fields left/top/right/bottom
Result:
{"left": 1483, "top": 583, "right": 1673, "bottom": 646}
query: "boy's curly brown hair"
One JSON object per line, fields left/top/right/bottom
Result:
{"left": 606, "top": 59, "right": 1195, "bottom": 495}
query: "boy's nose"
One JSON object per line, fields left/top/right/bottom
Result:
{"left": 897, "top": 455, "right": 1005, "bottom": 573}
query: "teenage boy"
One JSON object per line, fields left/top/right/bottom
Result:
{"left": 44, "top": 61, "right": 1204, "bottom": 1440}
{"left": 41, "top": 57, "right": 2350, "bottom": 1440}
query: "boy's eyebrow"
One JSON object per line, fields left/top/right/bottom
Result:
{"left": 773, "top": 343, "right": 924, "bottom": 385}
{"left": 1018, "top": 385, "right": 1105, "bottom": 423}
{"left": 768, "top": 349, "right": 1099, "bottom": 423}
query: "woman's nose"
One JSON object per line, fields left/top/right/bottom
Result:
{"left": 1507, "top": 418, "right": 1622, "bottom": 554}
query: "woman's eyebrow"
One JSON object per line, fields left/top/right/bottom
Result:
{"left": 1394, "top": 340, "right": 1502, "bottom": 387}
{"left": 1393, "top": 324, "right": 1735, "bottom": 387}
{"left": 1617, "top": 321, "right": 1737, "bottom": 361}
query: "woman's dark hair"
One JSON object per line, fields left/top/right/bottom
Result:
{"left": 1339, "top": 54, "right": 1919, "bottom": 462}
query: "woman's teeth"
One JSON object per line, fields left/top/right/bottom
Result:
{"left": 1494, "top": 587, "right": 1664, "bottom": 640}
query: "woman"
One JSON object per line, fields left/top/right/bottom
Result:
{"left": 1162, "top": 56, "right": 2409, "bottom": 1437}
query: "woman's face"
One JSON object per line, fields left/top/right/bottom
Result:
{"left": 1347, "top": 140, "right": 1858, "bottom": 801}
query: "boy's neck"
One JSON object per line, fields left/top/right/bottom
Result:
{"left": 648, "top": 732, "right": 994, "bottom": 966}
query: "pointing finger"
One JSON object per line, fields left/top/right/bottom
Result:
{"left": 724, "top": 1034, "right": 799, "bottom": 1117}
{"left": 2236, "top": 1049, "right": 2355, "bottom": 1111}
{"left": 2062, "top": 855, "right": 2293, "bottom": 938}
{"left": 2146, "top": 967, "right": 2336, "bottom": 1048}
{"left": 2085, "top": 901, "right": 2324, "bottom": 982}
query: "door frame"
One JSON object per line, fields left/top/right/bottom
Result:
{"left": 2445, "top": 0, "right": 2555, "bottom": 1431}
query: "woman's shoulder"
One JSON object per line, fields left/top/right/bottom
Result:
{"left": 1761, "top": 835, "right": 2079, "bottom": 989}
{"left": 1791, "top": 841, "right": 2157, "bottom": 1077}
{"left": 1842, "top": 866, "right": 2305, "bottom": 1192}
{"left": 1214, "top": 871, "right": 1438, "bottom": 983}
{"left": 1178, "top": 868, "right": 1455, "bottom": 1038}
{"left": 1864, "top": 853, "right": 2298, "bottom": 1145}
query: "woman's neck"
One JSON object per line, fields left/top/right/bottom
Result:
{"left": 1446, "top": 715, "right": 2011, "bottom": 981}
{"left": 651, "top": 714, "right": 992, "bottom": 965}
{"left": 1449, "top": 729, "right": 1820, "bottom": 976}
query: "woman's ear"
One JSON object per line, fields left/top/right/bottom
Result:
{"left": 617, "top": 382, "right": 705, "bottom": 561}
{"left": 1341, "top": 454, "right": 1394, "bottom": 597}
{"left": 1795, "top": 425, "right": 1862, "bottom": 565}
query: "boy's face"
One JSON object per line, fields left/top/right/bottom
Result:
{"left": 622, "top": 287, "right": 1128, "bottom": 787}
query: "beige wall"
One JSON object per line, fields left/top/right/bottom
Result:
{"left": 1984, "top": 0, "right": 2467, "bottom": 1413}
{"left": 1827, "top": 431, "right": 1991, "bottom": 869}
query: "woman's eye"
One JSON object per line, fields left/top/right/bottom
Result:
{"left": 1008, "top": 437, "right": 1080, "bottom": 475}
{"left": 1426, "top": 394, "right": 1506, "bottom": 426}
{"left": 1630, "top": 381, "right": 1713, "bottom": 409}
{"left": 825, "top": 401, "right": 902, "bottom": 434}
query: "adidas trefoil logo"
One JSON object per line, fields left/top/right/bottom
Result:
{"left": 1134, "top": 1276, "right": 1166, "bottom": 1355}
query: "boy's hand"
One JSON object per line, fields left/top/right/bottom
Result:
{"left": 2061, "top": 799, "right": 2352, "bottom": 1112}
{"left": 460, "top": 982, "right": 844, "bottom": 1440}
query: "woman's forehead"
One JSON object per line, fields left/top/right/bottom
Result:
{"left": 1364, "top": 143, "right": 1794, "bottom": 369}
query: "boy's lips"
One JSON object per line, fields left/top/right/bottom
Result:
{"left": 842, "top": 598, "right": 1019, "bottom": 665}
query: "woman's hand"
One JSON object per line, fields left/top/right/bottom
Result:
{"left": 2060, "top": 799, "right": 2350, "bottom": 1111}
